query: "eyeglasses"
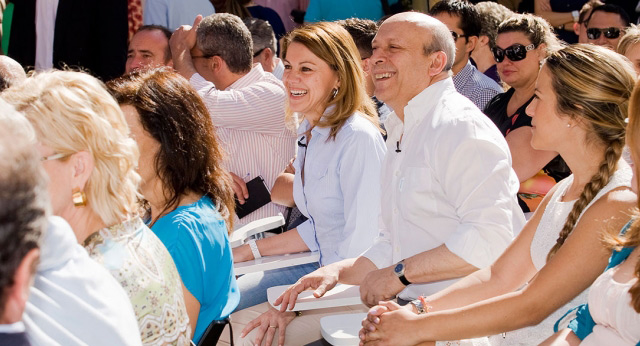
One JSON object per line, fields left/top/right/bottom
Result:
{"left": 586, "top": 27, "right": 622, "bottom": 40}
{"left": 491, "top": 43, "right": 535, "bottom": 63}
{"left": 450, "top": 31, "right": 468, "bottom": 42}
{"left": 41, "top": 152, "right": 71, "bottom": 162}
{"left": 253, "top": 48, "right": 266, "bottom": 58}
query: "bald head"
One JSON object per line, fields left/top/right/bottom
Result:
{"left": 381, "top": 12, "right": 456, "bottom": 71}
{"left": 0, "top": 56, "right": 26, "bottom": 92}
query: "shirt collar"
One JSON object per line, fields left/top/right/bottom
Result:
{"left": 227, "top": 63, "right": 266, "bottom": 90}
{"left": 452, "top": 61, "right": 473, "bottom": 86}
{"left": 403, "top": 77, "right": 456, "bottom": 129}
{"left": 0, "top": 321, "right": 25, "bottom": 333}
{"left": 296, "top": 105, "right": 336, "bottom": 138}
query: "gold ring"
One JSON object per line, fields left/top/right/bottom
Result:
{"left": 269, "top": 325, "right": 277, "bottom": 328}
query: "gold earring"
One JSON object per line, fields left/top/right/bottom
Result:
{"left": 72, "top": 188, "right": 87, "bottom": 207}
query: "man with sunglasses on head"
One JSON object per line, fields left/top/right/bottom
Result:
{"left": 585, "top": 3, "right": 630, "bottom": 50}
{"left": 430, "top": 0, "right": 503, "bottom": 111}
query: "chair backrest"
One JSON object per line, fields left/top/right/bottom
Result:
{"left": 197, "top": 317, "right": 232, "bottom": 346}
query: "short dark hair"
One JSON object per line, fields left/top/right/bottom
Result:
{"left": 107, "top": 68, "right": 236, "bottom": 232}
{"left": 135, "top": 25, "right": 173, "bottom": 62}
{"left": 337, "top": 18, "right": 378, "bottom": 59}
{"left": 430, "top": 0, "right": 482, "bottom": 38}
{"left": 197, "top": 13, "right": 253, "bottom": 74}
{"left": 0, "top": 101, "right": 47, "bottom": 314}
{"left": 587, "top": 4, "right": 631, "bottom": 27}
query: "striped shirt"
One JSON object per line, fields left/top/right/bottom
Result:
{"left": 190, "top": 64, "right": 296, "bottom": 225}
{"left": 452, "top": 61, "right": 503, "bottom": 111}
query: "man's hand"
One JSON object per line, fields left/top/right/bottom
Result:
{"left": 169, "top": 15, "right": 202, "bottom": 52}
{"left": 230, "top": 172, "right": 249, "bottom": 204}
{"left": 359, "top": 301, "right": 426, "bottom": 346}
{"left": 274, "top": 265, "right": 340, "bottom": 312}
{"left": 240, "top": 307, "right": 296, "bottom": 346}
{"left": 359, "top": 266, "right": 405, "bottom": 307}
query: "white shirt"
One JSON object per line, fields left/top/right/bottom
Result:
{"left": 23, "top": 216, "right": 141, "bottom": 346}
{"left": 143, "top": 0, "right": 215, "bottom": 31}
{"left": 294, "top": 112, "right": 386, "bottom": 265}
{"left": 272, "top": 58, "right": 285, "bottom": 80}
{"left": 191, "top": 64, "right": 296, "bottom": 225}
{"left": 34, "top": 0, "right": 59, "bottom": 70}
{"left": 363, "top": 78, "right": 524, "bottom": 300}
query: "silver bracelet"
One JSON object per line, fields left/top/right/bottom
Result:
{"left": 247, "top": 239, "right": 262, "bottom": 259}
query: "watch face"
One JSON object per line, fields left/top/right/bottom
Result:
{"left": 394, "top": 262, "right": 403, "bottom": 274}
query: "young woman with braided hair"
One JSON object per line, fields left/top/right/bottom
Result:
{"left": 542, "top": 79, "right": 640, "bottom": 346}
{"left": 358, "top": 44, "right": 637, "bottom": 346}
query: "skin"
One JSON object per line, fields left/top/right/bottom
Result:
{"left": 254, "top": 47, "right": 277, "bottom": 73}
{"left": 470, "top": 34, "right": 496, "bottom": 75}
{"left": 624, "top": 42, "right": 640, "bottom": 76}
{"left": 586, "top": 11, "right": 627, "bottom": 50}
{"left": 493, "top": 31, "right": 558, "bottom": 182}
{"left": 359, "top": 66, "right": 636, "bottom": 345}
{"left": 534, "top": 0, "right": 574, "bottom": 27}
{"left": 125, "top": 29, "right": 173, "bottom": 73}
{"left": 121, "top": 104, "right": 202, "bottom": 333}
{"left": 432, "top": 12, "right": 477, "bottom": 76}
{"left": 0, "top": 249, "right": 39, "bottom": 324}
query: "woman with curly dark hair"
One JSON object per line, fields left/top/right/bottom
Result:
{"left": 108, "top": 68, "right": 238, "bottom": 344}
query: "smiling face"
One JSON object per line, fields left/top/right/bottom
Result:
{"left": 125, "top": 29, "right": 171, "bottom": 73}
{"left": 370, "top": 19, "right": 434, "bottom": 111}
{"left": 586, "top": 11, "right": 627, "bottom": 50}
{"left": 495, "top": 31, "right": 544, "bottom": 89}
{"left": 526, "top": 66, "right": 569, "bottom": 151}
{"left": 282, "top": 41, "right": 340, "bottom": 123}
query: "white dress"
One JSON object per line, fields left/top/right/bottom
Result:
{"left": 437, "top": 167, "right": 631, "bottom": 346}
{"left": 581, "top": 265, "right": 640, "bottom": 345}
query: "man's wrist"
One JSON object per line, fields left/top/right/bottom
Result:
{"left": 393, "top": 259, "right": 412, "bottom": 286}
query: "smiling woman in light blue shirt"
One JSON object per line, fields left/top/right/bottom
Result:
{"left": 232, "top": 22, "right": 386, "bottom": 312}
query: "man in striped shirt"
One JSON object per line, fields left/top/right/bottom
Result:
{"left": 170, "top": 13, "right": 296, "bottom": 226}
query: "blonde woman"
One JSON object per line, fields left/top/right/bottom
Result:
{"left": 3, "top": 70, "right": 191, "bottom": 345}
{"left": 227, "top": 22, "right": 386, "bottom": 344}
{"left": 360, "top": 45, "right": 637, "bottom": 345}
{"left": 618, "top": 24, "right": 640, "bottom": 76}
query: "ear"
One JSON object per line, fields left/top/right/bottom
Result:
{"left": 70, "top": 151, "right": 94, "bottom": 191}
{"left": 209, "top": 56, "right": 224, "bottom": 73}
{"left": 573, "top": 22, "right": 580, "bottom": 35}
{"left": 262, "top": 47, "right": 274, "bottom": 62}
{"left": 429, "top": 51, "right": 448, "bottom": 77}
{"left": 535, "top": 43, "right": 547, "bottom": 61}
{"left": 465, "top": 36, "right": 478, "bottom": 54}
{"left": 0, "top": 248, "right": 39, "bottom": 324}
{"left": 361, "top": 57, "right": 371, "bottom": 75}
{"left": 477, "top": 35, "right": 490, "bottom": 47}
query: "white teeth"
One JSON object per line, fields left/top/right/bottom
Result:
{"left": 290, "top": 89, "right": 307, "bottom": 96}
{"left": 374, "top": 73, "right": 393, "bottom": 80}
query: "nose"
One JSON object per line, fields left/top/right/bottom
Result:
{"left": 595, "top": 34, "right": 608, "bottom": 46}
{"left": 126, "top": 57, "right": 143, "bottom": 73}
{"left": 525, "top": 97, "right": 537, "bottom": 117}
{"left": 370, "top": 48, "right": 386, "bottom": 66}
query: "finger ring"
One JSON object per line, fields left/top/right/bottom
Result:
{"left": 269, "top": 325, "right": 277, "bottom": 328}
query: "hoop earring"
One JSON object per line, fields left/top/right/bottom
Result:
{"left": 331, "top": 88, "right": 339, "bottom": 99}
{"left": 72, "top": 188, "right": 87, "bottom": 207}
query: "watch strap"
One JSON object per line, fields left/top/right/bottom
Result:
{"left": 247, "top": 239, "right": 262, "bottom": 259}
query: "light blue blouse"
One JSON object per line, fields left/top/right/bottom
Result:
{"left": 151, "top": 196, "right": 239, "bottom": 343}
{"left": 293, "top": 112, "right": 386, "bottom": 266}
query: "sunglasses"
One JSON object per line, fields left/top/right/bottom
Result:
{"left": 491, "top": 43, "right": 535, "bottom": 63}
{"left": 586, "top": 27, "right": 622, "bottom": 40}
{"left": 450, "top": 31, "right": 468, "bottom": 42}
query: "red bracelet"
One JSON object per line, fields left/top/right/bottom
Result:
{"left": 418, "top": 295, "right": 433, "bottom": 313}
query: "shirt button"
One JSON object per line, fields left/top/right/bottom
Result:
{"left": 395, "top": 170, "right": 400, "bottom": 177}
{"left": 393, "top": 208, "right": 398, "bottom": 214}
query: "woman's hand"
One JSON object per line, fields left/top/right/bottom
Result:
{"left": 240, "top": 307, "right": 296, "bottom": 346}
{"left": 359, "top": 301, "right": 425, "bottom": 346}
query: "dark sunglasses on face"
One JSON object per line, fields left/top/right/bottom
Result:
{"left": 450, "top": 31, "right": 468, "bottom": 42}
{"left": 491, "top": 43, "right": 535, "bottom": 63}
{"left": 586, "top": 27, "right": 622, "bottom": 40}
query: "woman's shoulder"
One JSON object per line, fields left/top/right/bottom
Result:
{"left": 153, "top": 197, "right": 227, "bottom": 240}
{"left": 339, "top": 111, "right": 383, "bottom": 139}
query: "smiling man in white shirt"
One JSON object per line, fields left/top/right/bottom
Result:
{"left": 254, "top": 12, "right": 525, "bottom": 345}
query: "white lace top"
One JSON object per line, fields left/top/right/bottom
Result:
{"left": 495, "top": 166, "right": 632, "bottom": 345}
{"left": 581, "top": 265, "right": 640, "bottom": 345}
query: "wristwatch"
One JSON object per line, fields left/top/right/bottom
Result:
{"left": 572, "top": 10, "right": 580, "bottom": 23}
{"left": 393, "top": 260, "right": 411, "bottom": 286}
{"left": 410, "top": 299, "right": 426, "bottom": 314}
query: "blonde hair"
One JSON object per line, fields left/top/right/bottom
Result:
{"left": 545, "top": 45, "right": 636, "bottom": 260}
{"left": 2, "top": 70, "right": 141, "bottom": 227}
{"left": 282, "top": 22, "right": 380, "bottom": 139}
{"left": 608, "top": 79, "right": 640, "bottom": 313}
{"left": 618, "top": 24, "right": 640, "bottom": 55}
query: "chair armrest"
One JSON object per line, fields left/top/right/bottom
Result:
{"left": 230, "top": 213, "right": 285, "bottom": 248}
{"left": 267, "top": 284, "right": 362, "bottom": 311}
{"left": 234, "top": 251, "right": 320, "bottom": 275}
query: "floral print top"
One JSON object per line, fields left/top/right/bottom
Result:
{"left": 84, "top": 216, "right": 191, "bottom": 345}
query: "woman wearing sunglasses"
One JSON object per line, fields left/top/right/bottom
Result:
{"left": 483, "top": 14, "right": 567, "bottom": 212}
{"left": 359, "top": 44, "right": 636, "bottom": 346}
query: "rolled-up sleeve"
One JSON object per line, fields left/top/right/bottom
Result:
{"left": 362, "top": 213, "right": 392, "bottom": 270}
{"left": 296, "top": 219, "right": 319, "bottom": 252}
{"left": 438, "top": 131, "right": 517, "bottom": 268}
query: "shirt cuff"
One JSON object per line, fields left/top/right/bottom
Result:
{"left": 444, "top": 225, "right": 512, "bottom": 269}
{"left": 296, "top": 219, "right": 319, "bottom": 252}
{"left": 361, "top": 241, "right": 391, "bottom": 270}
